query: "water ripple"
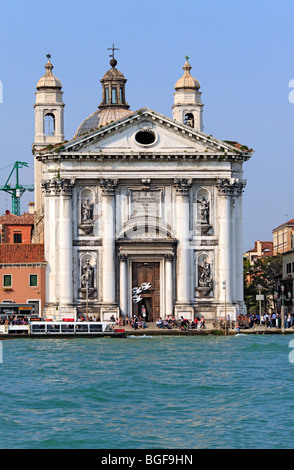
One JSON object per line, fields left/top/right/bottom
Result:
{"left": 0, "top": 335, "right": 293, "bottom": 448}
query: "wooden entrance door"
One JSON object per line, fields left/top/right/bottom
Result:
{"left": 132, "top": 262, "right": 160, "bottom": 321}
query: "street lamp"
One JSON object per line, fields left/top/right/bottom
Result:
{"left": 222, "top": 280, "right": 227, "bottom": 335}
{"left": 256, "top": 284, "right": 264, "bottom": 325}
{"left": 281, "top": 285, "right": 285, "bottom": 333}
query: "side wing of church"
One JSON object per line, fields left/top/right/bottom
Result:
{"left": 32, "top": 53, "right": 252, "bottom": 324}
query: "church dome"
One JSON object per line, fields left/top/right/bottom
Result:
{"left": 74, "top": 107, "right": 134, "bottom": 137}
{"left": 36, "top": 55, "right": 62, "bottom": 90}
{"left": 174, "top": 58, "right": 200, "bottom": 91}
{"left": 74, "top": 53, "right": 132, "bottom": 138}
{"left": 101, "top": 61, "right": 126, "bottom": 81}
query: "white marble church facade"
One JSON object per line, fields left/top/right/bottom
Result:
{"left": 33, "top": 52, "right": 252, "bottom": 323}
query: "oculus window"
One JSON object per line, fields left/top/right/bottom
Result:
{"left": 135, "top": 130, "right": 156, "bottom": 146}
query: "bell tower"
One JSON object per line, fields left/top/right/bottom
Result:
{"left": 34, "top": 54, "right": 65, "bottom": 149}
{"left": 172, "top": 57, "right": 204, "bottom": 132}
{"left": 33, "top": 54, "right": 65, "bottom": 242}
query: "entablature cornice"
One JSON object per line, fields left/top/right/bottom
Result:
{"left": 36, "top": 151, "right": 250, "bottom": 163}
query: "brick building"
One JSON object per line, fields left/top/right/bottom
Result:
{"left": 244, "top": 240, "right": 273, "bottom": 265}
{"left": 272, "top": 219, "right": 294, "bottom": 255}
{"left": 0, "top": 206, "right": 46, "bottom": 317}
{"left": 0, "top": 208, "right": 34, "bottom": 244}
{"left": 244, "top": 240, "right": 274, "bottom": 285}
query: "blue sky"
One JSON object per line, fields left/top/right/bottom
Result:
{"left": 0, "top": 0, "right": 293, "bottom": 251}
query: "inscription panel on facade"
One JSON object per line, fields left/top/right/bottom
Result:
{"left": 130, "top": 190, "right": 161, "bottom": 218}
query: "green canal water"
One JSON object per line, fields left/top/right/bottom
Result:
{"left": 0, "top": 334, "right": 294, "bottom": 449}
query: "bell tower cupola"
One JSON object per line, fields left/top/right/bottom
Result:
{"left": 34, "top": 54, "right": 65, "bottom": 149}
{"left": 99, "top": 44, "right": 130, "bottom": 110}
{"left": 172, "top": 56, "right": 204, "bottom": 132}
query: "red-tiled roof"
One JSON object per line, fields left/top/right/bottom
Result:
{"left": 273, "top": 219, "right": 294, "bottom": 231}
{"left": 0, "top": 212, "right": 34, "bottom": 226}
{"left": 245, "top": 241, "right": 273, "bottom": 254}
{"left": 0, "top": 244, "right": 45, "bottom": 263}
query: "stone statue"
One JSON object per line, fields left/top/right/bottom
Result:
{"left": 198, "top": 260, "right": 211, "bottom": 287}
{"left": 81, "top": 260, "right": 94, "bottom": 288}
{"left": 197, "top": 196, "right": 209, "bottom": 224}
{"left": 82, "top": 198, "right": 94, "bottom": 223}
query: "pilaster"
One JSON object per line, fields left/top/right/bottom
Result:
{"left": 118, "top": 253, "right": 128, "bottom": 318}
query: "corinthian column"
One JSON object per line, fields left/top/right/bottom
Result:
{"left": 100, "top": 179, "right": 118, "bottom": 305}
{"left": 165, "top": 254, "right": 174, "bottom": 316}
{"left": 118, "top": 253, "right": 128, "bottom": 317}
{"left": 216, "top": 178, "right": 246, "bottom": 304}
{"left": 41, "top": 178, "right": 76, "bottom": 319}
{"left": 173, "top": 179, "right": 193, "bottom": 318}
{"left": 58, "top": 179, "right": 75, "bottom": 307}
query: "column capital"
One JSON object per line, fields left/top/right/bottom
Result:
{"left": 173, "top": 178, "right": 192, "bottom": 195}
{"left": 216, "top": 178, "right": 246, "bottom": 196}
{"left": 118, "top": 253, "right": 128, "bottom": 261}
{"left": 99, "top": 178, "right": 118, "bottom": 196}
{"left": 41, "top": 178, "right": 75, "bottom": 196}
{"left": 164, "top": 253, "right": 174, "bottom": 261}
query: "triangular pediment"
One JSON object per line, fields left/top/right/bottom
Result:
{"left": 37, "top": 108, "right": 252, "bottom": 160}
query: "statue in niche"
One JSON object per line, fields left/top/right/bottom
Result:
{"left": 197, "top": 196, "right": 210, "bottom": 224}
{"left": 81, "top": 260, "right": 94, "bottom": 289}
{"left": 198, "top": 259, "right": 211, "bottom": 287}
{"left": 81, "top": 197, "right": 94, "bottom": 223}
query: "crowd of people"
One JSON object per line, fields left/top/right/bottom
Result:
{"left": 236, "top": 312, "right": 294, "bottom": 330}
{"left": 156, "top": 315, "right": 205, "bottom": 330}
{"left": 130, "top": 315, "right": 148, "bottom": 329}
{"left": 78, "top": 316, "right": 101, "bottom": 322}
{"left": 3, "top": 312, "right": 292, "bottom": 331}
{"left": 0, "top": 315, "right": 29, "bottom": 325}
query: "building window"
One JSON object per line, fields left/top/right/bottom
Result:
{"left": 287, "top": 263, "right": 292, "bottom": 274}
{"left": 184, "top": 112, "right": 194, "bottom": 127}
{"left": 29, "top": 274, "right": 38, "bottom": 287}
{"left": 135, "top": 130, "right": 156, "bottom": 145}
{"left": 13, "top": 233, "right": 22, "bottom": 243}
{"left": 111, "top": 88, "right": 117, "bottom": 104}
{"left": 3, "top": 274, "right": 12, "bottom": 288}
{"left": 105, "top": 88, "right": 109, "bottom": 104}
{"left": 44, "top": 113, "right": 55, "bottom": 136}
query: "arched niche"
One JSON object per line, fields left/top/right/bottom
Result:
{"left": 44, "top": 112, "right": 55, "bottom": 136}
{"left": 79, "top": 253, "right": 97, "bottom": 298}
{"left": 195, "top": 188, "right": 213, "bottom": 235}
{"left": 195, "top": 252, "right": 213, "bottom": 297}
{"left": 79, "top": 188, "right": 95, "bottom": 233}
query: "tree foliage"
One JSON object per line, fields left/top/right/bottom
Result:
{"left": 244, "top": 254, "right": 282, "bottom": 313}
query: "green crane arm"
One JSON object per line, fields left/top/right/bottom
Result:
{"left": 0, "top": 161, "right": 34, "bottom": 215}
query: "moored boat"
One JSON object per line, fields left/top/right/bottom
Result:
{"left": 0, "top": 321, "right": 126, "bottom": 338}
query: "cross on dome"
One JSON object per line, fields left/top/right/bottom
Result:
{"left": 107, "top": 43, "right": 119, "bottom": 60}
